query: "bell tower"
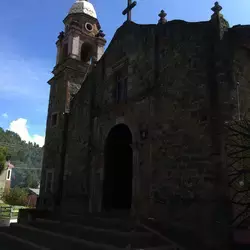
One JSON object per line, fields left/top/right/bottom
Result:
{"left": 56, "top": 0, "right": 106, "bottom": 66}
{"left": 38, "top": 0, "right": 106, "bottom": 210}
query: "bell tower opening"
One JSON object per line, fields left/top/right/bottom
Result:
{"left": 81, "top": 42, "right": 94, "bottom": 63}
{"left": 102, "top": 124, "right": 133, "bottom": 211}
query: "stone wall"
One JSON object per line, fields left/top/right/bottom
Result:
{"left": 149, "top": 20, "right": 214, "bottom": 227}
{"left": 61, "top": 72, "right": 93, "bottom": 214}
{"left": 39, "top": 72, "right": 67, "bottom": 208}
{"left": 84, "top": 20, "right": 219, "bottom": 230}
{"left": 230, "top": 26, "right": 250, "bottom": 120}
{"left": 40, "top": 61, "right": 88, "bottom": 210}
{"left": 59, "top": 19, "right": 250, "bottom": 249}
{"left": 227, "top": 26, "right": 250, "bottom": 228}
{"left": 61, "top": 19, "right": 216, "bottom": 239}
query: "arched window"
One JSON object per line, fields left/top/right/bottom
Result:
{"left": 81, "top": 42, "right": 93, "bottom": 63}
{"left": 6, "top": 169, "right": 11, "bottom": 180}
{"left": 62, "top": 43, "right": 68, "bottom": 61}
{"left": 114, "top": 71, "right": 128, "bottom": 104}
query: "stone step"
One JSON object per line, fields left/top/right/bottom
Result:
{"left": 80, "top": 210, "right": 131, "bottom": 219}
{"left": 62, "top": 214, "right": 137, "bottom": 232}
{"left": 0, "top": 231, "right": 50, "bottom": 250}
{"left": 9, "top": 223, "right": 122, "bottom": 250}
{"left": 145, "top": 247, "right": 181, "bottom": 250}
{"left": 31, "top": 218, "right": 167, "bottom": 248}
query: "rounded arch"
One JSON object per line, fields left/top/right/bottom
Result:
{"left": 80, "top": 42, "right": 94, "bottom": 63}
{"left": 102, "top": 123, "right": 133, "bottom": 211}
{"left": 105, "top": 123, "right": 132, "bottom": 146}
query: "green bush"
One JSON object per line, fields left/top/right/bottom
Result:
{"left": 0, "top": 146, "right": 7, "bottom": 175}
{"left": 3, "top": 187, "right": 28, "bottom": 206}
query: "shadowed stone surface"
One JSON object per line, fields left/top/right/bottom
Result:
{"left": 38, "top": 1, "right": 250, "bottom": 250}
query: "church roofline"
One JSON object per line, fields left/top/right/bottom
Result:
{"left": 98, "top": 19, "right": 212, "bottom": 65}
{"left": 62, "top": 14, "right": 235, "bottom": 119}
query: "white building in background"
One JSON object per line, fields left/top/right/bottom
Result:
{"left": 0, "top": 161, "right": 14, "bottom": 197}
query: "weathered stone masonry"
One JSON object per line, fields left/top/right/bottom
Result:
{"left": 62, "top": 18, "right": 230, "bottom": 248}
{"left": 40, "top": 2, "right": 250, "bottom": 250}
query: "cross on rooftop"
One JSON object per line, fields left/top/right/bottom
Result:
{"left": 122, "top": 0, "right": 137, "bottom": 22}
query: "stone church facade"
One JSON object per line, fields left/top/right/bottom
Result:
{"left": 39, "top": 0, "right": 250, "bottom": 249}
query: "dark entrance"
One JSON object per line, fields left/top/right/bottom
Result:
{"left": 102, "top": 124, "right": 133, "bottom": 211}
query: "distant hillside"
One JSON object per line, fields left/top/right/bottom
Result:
{"left": 0, "top": 127, "right": 43, "bottom": 188}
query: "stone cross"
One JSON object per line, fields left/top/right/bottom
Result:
{"left": 122, "top": 0, "right": 137, "bottom": 22}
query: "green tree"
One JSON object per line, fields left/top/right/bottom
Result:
{"left": 0, "top": 127, "right": 43, "bottom": 188}
{"left": 0, "top": 146, "right": 7, "bottom": 175}
{"left": 3, "top": 187, "right": 28, "bottom": 206}
{"left": 25, "top": 172, "right": 39, "bottom": 188}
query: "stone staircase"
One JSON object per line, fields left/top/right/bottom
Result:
{"left": 0, "top": 212, "right": 183, "bottom": 250}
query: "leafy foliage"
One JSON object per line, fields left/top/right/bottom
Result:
{"left": 0, "top": 128, "right": 43, "bottom": 188}
{"left": 0, "top": 146, "right": 8, "bottom": 175}
{"left": 2, "top": 187, "right": 28, "bottom": 206}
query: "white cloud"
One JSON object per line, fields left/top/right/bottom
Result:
{"left": 32, "top": 135, "right": 45, "bottom": 148}
{"left": 0, "top": 37, "right": 50, "bottom": 148}
{"left": 8, "top": 118, "right": 45, "bottom": 147}
{"left": 2, "top": 113, "right": 8, "bottom": 118}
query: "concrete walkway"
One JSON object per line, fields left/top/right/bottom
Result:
{"left": 0, "top": 218, "right": 17, "bottom": 227}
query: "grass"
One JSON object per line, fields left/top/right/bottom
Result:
{"left": 0, "top": 204, "right": 22, "bottom": 219}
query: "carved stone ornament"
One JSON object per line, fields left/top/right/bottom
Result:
{"left": 158, "top": 10, "right": 167, "bottom": 24}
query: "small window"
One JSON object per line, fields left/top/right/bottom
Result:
{"left": 45, "top": 171, "right": 53, "bottom": 193}
{"left": 85, "top": 22, "right": 93, "bottom": 32}
{"left": 114, "top": 72, "right": 128, "bottom": 104}
{"left": 115, "top": 71, "right": 122, "bottom": 103}
{"left": 6, "top": 169, "right": 11, "bottom": 180}
{"left": 51, "top": 113, "right": 58, "bottom": 127}
{"left": 124, "top": 77, "right": 128, "bottom": 103}
{"left": 116, "top": 81, "right": 122, "bottom": 104}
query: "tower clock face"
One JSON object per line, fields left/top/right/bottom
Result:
{"left": 85, "top": 22, "right": 93, "bottom": 32}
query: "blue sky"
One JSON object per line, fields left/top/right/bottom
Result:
{"left": 0, "top": 0, "right": 249, "bottom": 147}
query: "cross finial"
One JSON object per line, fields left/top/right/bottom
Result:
{"left": 211, "top": 2, "right": 222, "bottom": 14}
{"left": 122, "top": 0, "right": 137, "bottom": 22}
{"left": 158, "top": 10, "right": 167, "bottom": 24}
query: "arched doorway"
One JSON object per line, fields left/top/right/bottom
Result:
{"left": 102, "top": 124, "right": 133, "bottom": 211}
